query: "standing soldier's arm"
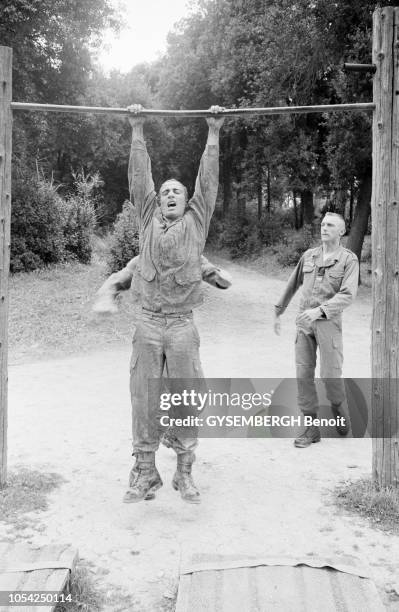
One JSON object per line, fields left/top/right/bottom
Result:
{"left": 188, "top": 106, "right": 225, "bottom": 240}
{"left": 319, "top": 254, "right": 359, "bottom": 319}
{"left": 274, "top": 256, "right": 305, "bottom": 335}
{"left": 127, "top": 105, "right": 157, "bottom": 231}
{"left": 275, "top": 255, "right": 306, "bottom": 316}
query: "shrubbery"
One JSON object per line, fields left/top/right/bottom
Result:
{"left": 274, "top": 225, "right": 316, "bottom": 267}
{"left": 59, "top": 196, "right": 96, "bottom": 264}
{"left": 11, "top": 175, "right": 67, "bottom": 272}
{"left": 60, "top": 170, "right": 99, "bottom": 264}
{"left": 11, "top": 170, "right": 98, "bottom": 273}
{"left": 208, "top": 208, "right": 295, "bottom": 260}
{"left": 106, "top": 201, "right": 139, "bottom": 272}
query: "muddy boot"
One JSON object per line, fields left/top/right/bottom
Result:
{"left": 123, "top": 452, "right": 163, "bottom": 503}
{"left": 172, "top": 452, "right": 201, "bottom": 504}
{"left": 128, "top": 458, "right": 157, "bottom": 501}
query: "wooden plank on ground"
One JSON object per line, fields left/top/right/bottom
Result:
{"left": 0, "top": 543, "right": 78, "bottom": 612}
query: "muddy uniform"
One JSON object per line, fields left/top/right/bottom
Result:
{"left": 93, "top": 255, "right": 231, "bottom": 308}
{"left": 275, "top": 245, "right": 359, "bottom": 414}
{"left": 128, "top": 138, "right": 219, "bottom": 455}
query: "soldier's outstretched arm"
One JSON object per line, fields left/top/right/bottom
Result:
{"left": 127, "top": 104, "right": 157, "bottom": 231}
{"left": 188, "top": 106, "right": 225, "bottom": 240}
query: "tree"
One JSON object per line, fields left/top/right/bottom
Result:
{"left": 1, "top": 0, "right": 120, "bottom": 178}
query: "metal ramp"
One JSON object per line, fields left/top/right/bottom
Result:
{"left": 176, "top": 554, "right": 385, "bottom": 612}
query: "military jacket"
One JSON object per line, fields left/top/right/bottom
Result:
{"left": 275, "top": 245, "right": 359, "bottom": 320}
{"left": 128, "top": 140, "right": 220, "bottom": 313}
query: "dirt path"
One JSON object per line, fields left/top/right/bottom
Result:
{"left": 3, "top": 259, "right": 398, "bottom": 610}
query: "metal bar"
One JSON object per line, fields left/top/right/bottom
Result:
{"left": 344, "top": 62, "right": 377, "bottom": 73}
{"left": 10, "top": 101, "right": 375, "bottom": 117}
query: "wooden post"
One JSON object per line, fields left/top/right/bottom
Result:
{"left": 0, "top": 47, "right": 12, "bottom": 489}
{"left": 371, "top": 8, "right": 399, "bottom": 488}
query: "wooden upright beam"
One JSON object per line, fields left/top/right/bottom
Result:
{"left": 0, "top": 46, "right": 12, "bottom": 489}
{"left": 371, "top": 8, "right": 399, "bottom": 488}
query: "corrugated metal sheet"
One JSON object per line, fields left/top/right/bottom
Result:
{"left": 176, "top": 554, "right": 385, "bottom": 612}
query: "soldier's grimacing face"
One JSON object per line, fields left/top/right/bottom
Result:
{"left": 320, "top": 215, "right": 345, "bottom": 243}
{"left": 159, "top": 180, "right": 187, "bottom": 221}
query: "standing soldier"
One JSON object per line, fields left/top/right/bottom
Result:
{"left": 274, "top": 213, "right": 359, "bottom": 448}
{"left": 124, "top": 104, "right": 224, "bottom": 502}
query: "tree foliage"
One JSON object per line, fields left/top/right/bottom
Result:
{"left": 7, "top": 0, "right": 397, "bottom": 264}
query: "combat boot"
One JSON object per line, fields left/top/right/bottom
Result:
{"left": 172, "top": 451, "right": 201, "bottom": 504}
{"left": 123, "top": 452, "right": 163, "bottom": 503}
{"left": 127, "top": 457, "right": 157, "bottom": 500}
{"left": 331, "top": 403, "right": 350, "bottom": 436}
{"left": 294, "top": 425, "right": 321, "bottom": 448}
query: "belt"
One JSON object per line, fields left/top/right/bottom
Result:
{"left": 141, "top": 307, "right": 193, "bottom": 319}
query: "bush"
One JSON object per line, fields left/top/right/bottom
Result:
{"left": 11, "top": 175, "right": 67, "bottom": 272}
{"left": 258, "top": 212, "right": 287, "bottom": 246}
{"left": 208, "top": 209, "right": 289, "bottom": 259}
{"left": 11, "top": 169, "right": 99, "bottom": 272}
{"left": 106, "top": 201, "right": 139, "bottom": 272}
{"left": 219, "top": 216, "right": 259, "bottom": 258}
{"left": 60, "top": 196, "right": 96, "bottom": 264}
{"left": 60, "top": 169, "right": 101, "bottom": 264}
{"left": 274, "top": 225, "right": 317, "bottom": 267}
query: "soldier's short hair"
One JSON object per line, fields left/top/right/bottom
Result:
{"left": 323, "top": 212, "right": 346, "bottom": 232}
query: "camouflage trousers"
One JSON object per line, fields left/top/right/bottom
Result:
{"left": 130, "top": 310, "right": 204, "bottom": 454}
{"left": 295, "top": 319, "right": 346, "bottom": 414}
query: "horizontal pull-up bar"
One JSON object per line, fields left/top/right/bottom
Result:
{"left": 10, "top": 101, "right": 375, "bottom": 117}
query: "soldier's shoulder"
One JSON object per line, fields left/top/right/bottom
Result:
{"left": 341, "top": 246, "right": 358, "bottom": 262}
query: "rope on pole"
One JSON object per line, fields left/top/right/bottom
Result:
{"left": 10, "top": 101, "right": 375, "bottom": 117}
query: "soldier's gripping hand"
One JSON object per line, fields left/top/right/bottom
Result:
{"left": 206, "top": 105, "right": 225, "bottom": 130}
{"left": 127, "top": 104, "right": 145, "bottom": 128}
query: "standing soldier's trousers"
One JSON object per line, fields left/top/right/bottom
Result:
{"left": 295, "top": 319, "right": 346, "bottom": 414}
{"left": 130, "top": 309, "right": 204, "bottom": 454}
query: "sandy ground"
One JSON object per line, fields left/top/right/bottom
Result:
{"left": 3, "top": 259, "right": 399, "bottom": 610}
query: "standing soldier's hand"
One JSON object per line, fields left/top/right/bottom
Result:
{"left": 274, "top": 314, "right": 281, "bottom": 336}
{"left": 206, "top": 105, "right": 225, "bottom": 129}
{"left": 296, "top": 307, "right": 322, "bottom": 326}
